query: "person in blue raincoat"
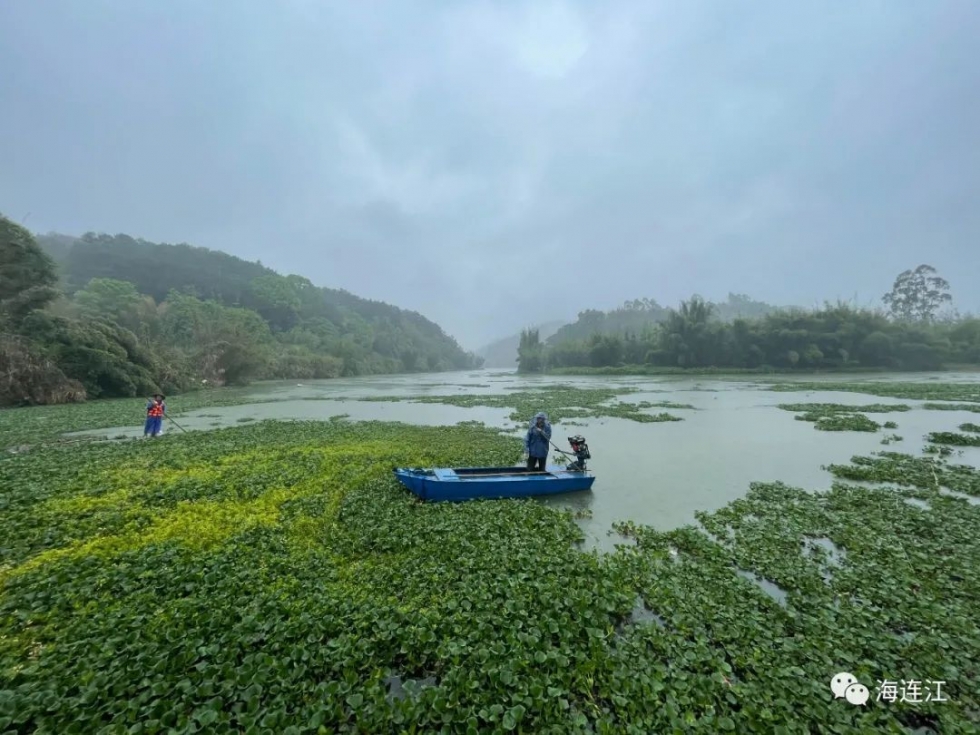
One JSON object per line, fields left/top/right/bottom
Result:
{"left": 524, "top": 411, "right": 552, "bottom": 471}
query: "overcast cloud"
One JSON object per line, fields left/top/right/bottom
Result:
{"left": 2, "top": 1, "right": 979, "bottom": 349}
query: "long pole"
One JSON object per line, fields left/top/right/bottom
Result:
{"left": 167, "top": 415, "right": 189, "bottom": 434}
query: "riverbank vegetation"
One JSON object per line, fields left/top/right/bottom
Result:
{"left": 1, "top": 215, "right": 481, "bottom": 407}
{"left": 518, "top": 266, "right": 979, "bottom": 375}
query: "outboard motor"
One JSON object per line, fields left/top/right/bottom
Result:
{"left": 566, "top": 435, "right": 591, "bottom": 471}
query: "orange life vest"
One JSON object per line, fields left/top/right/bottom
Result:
{"left": 148, "top": 401, "right": 164, "bottom": 418}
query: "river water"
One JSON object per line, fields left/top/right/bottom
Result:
{"left": 71, "top": 370, "right": 980, "bottom": 551}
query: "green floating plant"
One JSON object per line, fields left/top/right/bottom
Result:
{"left": 2, "top": 411, "right": 979, "bottom": 731}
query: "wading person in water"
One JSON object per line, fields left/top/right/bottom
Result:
{"left": 144, "top": 393, "right": 166, "bottom": 438}
{"left": 524, "top": 412, "right": 552, "bottom": 471}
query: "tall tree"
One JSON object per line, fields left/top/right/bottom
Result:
{"left": 0, "top": 215, "right": 59, "bottom": 328}
{"left": 882, "top": 264, "right": 952, "bottom": 323}
{"left": 661, "top": 296, "right": 715, "bottom": 366}
{"left": 517, "top": 328, "right": 544, "bottom": 373}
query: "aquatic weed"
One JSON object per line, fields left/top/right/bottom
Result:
{"left": 778, "top": 402, "right": 911, "bottom": 414}
{"left": 355, "top": 386, "right": 683, "bottom": 425}
{"left": 927, "top": 432, "right": 980, "bottom": 448}
{"left": 769, "top": 381, "right": 980, "bottom": 403}
{"left": 635, "top": 400, "right": 696, "bottom": 410}
{"left": 778, "top": 403, "right": 896, "bottom": 432}
{"left": 923, "top": 403, "right": 980, "bottom": 414}
{"left": 814, "top": 414, "right": 881, "bottom": 432}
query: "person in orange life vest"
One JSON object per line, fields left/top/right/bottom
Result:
{"left": 144, "top": 393, "right": 166, "bottom": 437}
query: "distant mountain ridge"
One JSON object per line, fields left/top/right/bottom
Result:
{"left": 35, "top": 231, "right": 481, "bottom": 374}
{"left": 546, "top": 294, "right": 786, "bottom": 345}
{"left": 476, "top": 320, "right": 566, "bottom": 368}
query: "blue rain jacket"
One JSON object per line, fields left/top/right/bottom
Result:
{"left": 524, "top": 412, "right": 552, "bottom": 458}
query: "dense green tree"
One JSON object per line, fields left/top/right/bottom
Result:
{"left": 661, "top": 297, "right": 715, "bottom": 367}
{"left": 949, "top": 319, "right": 980, "bottom": 363}
{"left": 0, "top": 216, "right": 59, "bottom": 328}
{"left": 268, "top": 346, "right": 344, "bottom": 380}
{"left": 19, "top": 312, "right": 161, "bottom": 398}
{"left": 538, "top": 298, "right": 978, "bottom": 373}
{"left": 589, "top": 333, "right": 623, "bottom": 367}
{"left": 159, "top": 292, "right": 274, "bottom": 385}
{"left": 73, "top": 278, "right": 151, "bottom": 333}
{"left": 2, "top": 216, "right": 85, "bottom": 405}
{"left": 517, "top": 328, "right": 544, "bottom": 373}
{"left": 246, "top": 274, "right": 302, "bottom": 332}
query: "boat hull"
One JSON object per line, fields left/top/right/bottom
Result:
{"left": 393, "top": 465, "right": 595, "bottom": 502}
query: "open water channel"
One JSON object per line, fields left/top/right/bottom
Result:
{"left": 71, "top": 370, "right": 980, "bottom": 552}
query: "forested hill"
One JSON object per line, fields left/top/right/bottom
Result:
{"left": 0, "top": 215, "right": 480, "bottom": 406}
{"left": 547, "top": 294, "right": 784, "bottom": 345}
{"left": 40, "top": 233, "right": 462, "bottom": 351}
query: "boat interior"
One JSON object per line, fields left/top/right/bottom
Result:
{"left": 451, "top": 466, "right": 555, "bottom": 479}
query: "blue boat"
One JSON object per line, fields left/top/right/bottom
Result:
{"left": 393, "top": 435, "right": 595, "bottom": 502}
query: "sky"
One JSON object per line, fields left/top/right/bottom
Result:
{"left": 2, "top": 1, "right": 979, "bottom": 350}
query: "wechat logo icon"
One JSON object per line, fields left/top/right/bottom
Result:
{"left": 831, "top": 672, "right": 870, "bottom": 705}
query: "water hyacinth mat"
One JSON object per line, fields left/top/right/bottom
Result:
{"left": 0, "top": 419, "right": 978, "bottom": 732}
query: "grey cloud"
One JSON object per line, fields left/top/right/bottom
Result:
{"left": 1, "top": 0, "right": 978, "bottom": 348}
